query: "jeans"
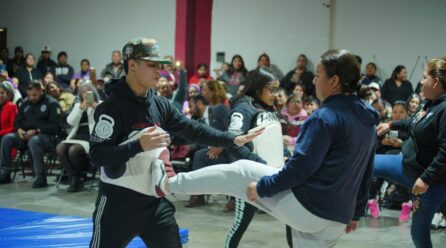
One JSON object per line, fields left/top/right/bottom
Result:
{"left": 0, "top": 133, "right": 52, "bottom": 179}
{"left": 374, "top": 154, "right": 446, "bottom": 248}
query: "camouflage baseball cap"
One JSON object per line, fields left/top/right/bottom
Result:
{"left": 122, "top": 38, "right": 171, "bottom": 64}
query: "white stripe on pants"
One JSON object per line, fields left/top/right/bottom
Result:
{"left": 91, "top": 195, "right": 107, "bottom": 248}
{"left": 169, "top": 159, "right": 346, "bottom": 247}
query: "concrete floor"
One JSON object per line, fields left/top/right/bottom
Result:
{"left": 1, "top": 175, "right": 446, "bottom": 248}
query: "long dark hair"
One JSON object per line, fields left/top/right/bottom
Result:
{"left": 233, "top": 67, "right": 278, "bottom": 104}
{"left": 391, "top": 65, "right": 406, "bottom": 82}
{"left": 320, "top": 49, "right": 361, "bottom": 94}
{"left": 228, "top": 54, "right": 247, "bottom": 75}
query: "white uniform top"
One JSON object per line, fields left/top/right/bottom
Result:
{"left": 100, "top": 127, "right": 169, "bottom": 196}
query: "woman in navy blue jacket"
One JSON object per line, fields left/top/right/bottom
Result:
{"left": 153, "top": 49, "right": 379, "bottom": 247}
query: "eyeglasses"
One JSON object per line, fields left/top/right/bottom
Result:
{"left": 264, "top": 86, "right": 280, "bottom": 94}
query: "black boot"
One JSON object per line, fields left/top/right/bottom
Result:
{"left": 32, "top": 177, "right": 48, "bottom": 188}
{"left": 0, "top": 172, "right": 11, "bottom": 184}
{"left": 67, "top": 175, "right": 82, "bottom": 192}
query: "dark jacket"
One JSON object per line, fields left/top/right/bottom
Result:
{"left": 7, "top": 58, "right": 25, "bottom": 77}
{"left": 280, "top": 69, "right": 315, "bottom": 96}
{"left": 14, "top": 94, "right": 61, "bottom": 135}
{"left": 89, "top": 77, "right": 236, "bottom": 179}
{"left": 392, "top": 93, "right": 446, "bottom": 185}
{"left": 257, "top": 94, "right": 379, "bottom": 224}
{"left": 382, "top": 79, "right": 414, "bottom": 105}
{"left": 50, "top": 64, "right": 75, "bottom": 89}
{"left": 100, "top": 63, "right": 125, "bottom": 80}
{"left": 16, "top": 67, "right": 42, "bottom": 97}
{"left": 226, "top": 96, "right": 278, "bottom": 164}
{"left": 208, "top": 104, "right": 230, "bottom": 131}
{"left": 36, "top": 58, "right": 57, "bottom": 76}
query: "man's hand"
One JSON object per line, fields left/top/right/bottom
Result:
{"left": 345, "top": 221, "right": 358, "bottom": 234}
{"left": 139, "top": 127, "right": 171, "bottom": 151}
{"left": 23, "top": 129, "right": 37, "bottom": 141}
{"left": 17, "top": 129, "right": 26, "bottom": 140}
{"left": 207, "top": 147, "right": 223, "bottom": 160}
{"left": 246, "top": 182, "right": 259, "bottom": 202}
{"left": 412, "top": 178, "right": 429, "bottom": 195}
{"left": 234, "top": 128, "right": 265, "bottom": 147}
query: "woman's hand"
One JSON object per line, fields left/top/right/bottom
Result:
{"left": 233, "top": 128, "right": 265, "bottom": 147}
{"left": 246, "top": 182, "right": 259, "bottom": 202}
{"left": 80, "top": 100, "right": 89, "bottom": 110}
{"left": 376, "top": 123, "right": 391, "bottom": 136}
{"left": 412, "top": 178, "right": 429, "bottom": 195}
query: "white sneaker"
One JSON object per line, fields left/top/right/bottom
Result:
{"left": 431, "top": 213, "right": 443, "bottom": 229}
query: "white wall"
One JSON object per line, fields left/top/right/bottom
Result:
{"left": 211, "top": 0, "right": 330, "bottom": 78}
{"left": 2, "top": 0, "right": 176, "bottom": 75}
{"left": 333, "top": 0, "right": 446, "bottom": 85}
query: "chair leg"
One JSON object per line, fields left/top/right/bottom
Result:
{"left": 56, "top": 168, "right": 65, "bottom": 189}
{"left": 88, "top": 168, "right": 98, "bottom": 192}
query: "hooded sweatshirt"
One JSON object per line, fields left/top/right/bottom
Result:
{"left": 89, "top": 77, "right": 235, "bottom": 183}
{"left": 257, "top": 94, "right": 380, "bottom": 224}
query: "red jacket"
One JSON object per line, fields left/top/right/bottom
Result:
{"left": 0, "top": 101, "right": 18, "bottom": 136}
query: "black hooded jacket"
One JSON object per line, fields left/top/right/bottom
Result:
{"left": 89, "top": 77, "right": 235, "bottom": 179}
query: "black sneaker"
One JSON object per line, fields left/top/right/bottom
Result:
{"left": 32, "top": 178, "right": 48, "bottom": 188}
{"left": 0, "top": 172, "right": 11, "bottom": 184}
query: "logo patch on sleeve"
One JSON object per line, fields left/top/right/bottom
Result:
{"left": 94, "top": 114, "right": 115, "bottom": 139}
{"left": 228, "top": 112, "right": 244, "bottom": 131}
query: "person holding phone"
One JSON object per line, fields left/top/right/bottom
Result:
{"left": 374, "top": 57, "right": 446, "bottom": 247}
{"left": 56, "top": 82, "right": 101, "bottom": 192}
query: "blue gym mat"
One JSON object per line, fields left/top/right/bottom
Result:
{"left": 0, "top": 207, "right": 188, "bottom": 247}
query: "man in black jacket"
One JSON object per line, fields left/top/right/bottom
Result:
{"left": 88, "top": 37, "right": 261, "bottom": 248}
{"left": 0, "top": 81, "right": 61, "bottom": 187}
{"left": 36, "top": 46, "right": 57, "bottom": 76}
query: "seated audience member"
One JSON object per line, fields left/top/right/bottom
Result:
{"left": 0, "top": 81, "right": 61, "bottom": 187}
{"left": 100, "top": 50, "right": 125, "bottom": 82}
{"left": 185, "top": 94, "right": 231, "bottom": 207}
{"left": 36, "top": 46, "right": 57, "bottom": 76}
{"left": 70, "top": 59, "right": 91, "bottom": 91}
{"left": 42, "top": 71, "right": 56, "bottom": 88}
{"left": 51, "top": 51, "right": 74, "bottom": 89}
{"left": 201, "top": 80, "right": 228, "bottom": 106}
{"left": 281, "top": 54, "right": 315, "bottom": 96}
{"left": 304, "top": 95, "right": 319, "bottom": 115}
{"left": 0, "top": 82, "right": 18, "bottom": 139}
{"left": 279, "top": 94, "right": 308, "bottom": 150}
{"left": 214, "top": 62, "right": 230, "bottom": 79}
{"left": 182, "top": 84, "right": 201, "bottom": 117}
{"left": 372, "top": 98, "right": 392, "bottom": 123}
{"left": 382, "top": 65, "right": 414, "bottom": 105}
{"left": 361, "top": 62, "right": 382, "bottom": 86}
{"left": 219, "top": 55, "right": 248, "bottom": 97}
{"left": 189, "top": 63, "right": 213, "bottom": 85}
{"left": 275, "top": 88, "right": 288, "bottom": 112}
{"left": 431, "top": 201, "right": 446, "bottom": 229}
{"left": 359, "top": 84, "right": 376, "bottom": 104}
{"left": 369, "top": 82, "right": 382, "bottom": 99}
{"left": 160, "top": 55, "right": 180, "bottom": 90}
{"left": 406, "top": 93, "right": 421, "bottom": 117}
{"left": 2, "top": 81, "right": 23, "bottom": 108}
{"left": 158, "top": 66, "right": 187, "bottom": 111}
{"left": 0, "top": 47, "right": 9, "bottom": 66}
{"left": 16, "top": 53, "right": 42, "bottom": 96}
{"left": 46, "top": 81, "right": 75, "bottom": 114}
{"left": 56, "top": 82, "right": 100, "bottom": 192}
{"left": 7, "top": 46, "right": 25, "bottom": 77}
{"left": 253, "top": 53, "right": 283, "bottom": 79}
{"left": 292, "top": 82, "right": 306, "bottom": 99}
{"left": 377, "top": 101, "right": 409, "bottom": 154}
